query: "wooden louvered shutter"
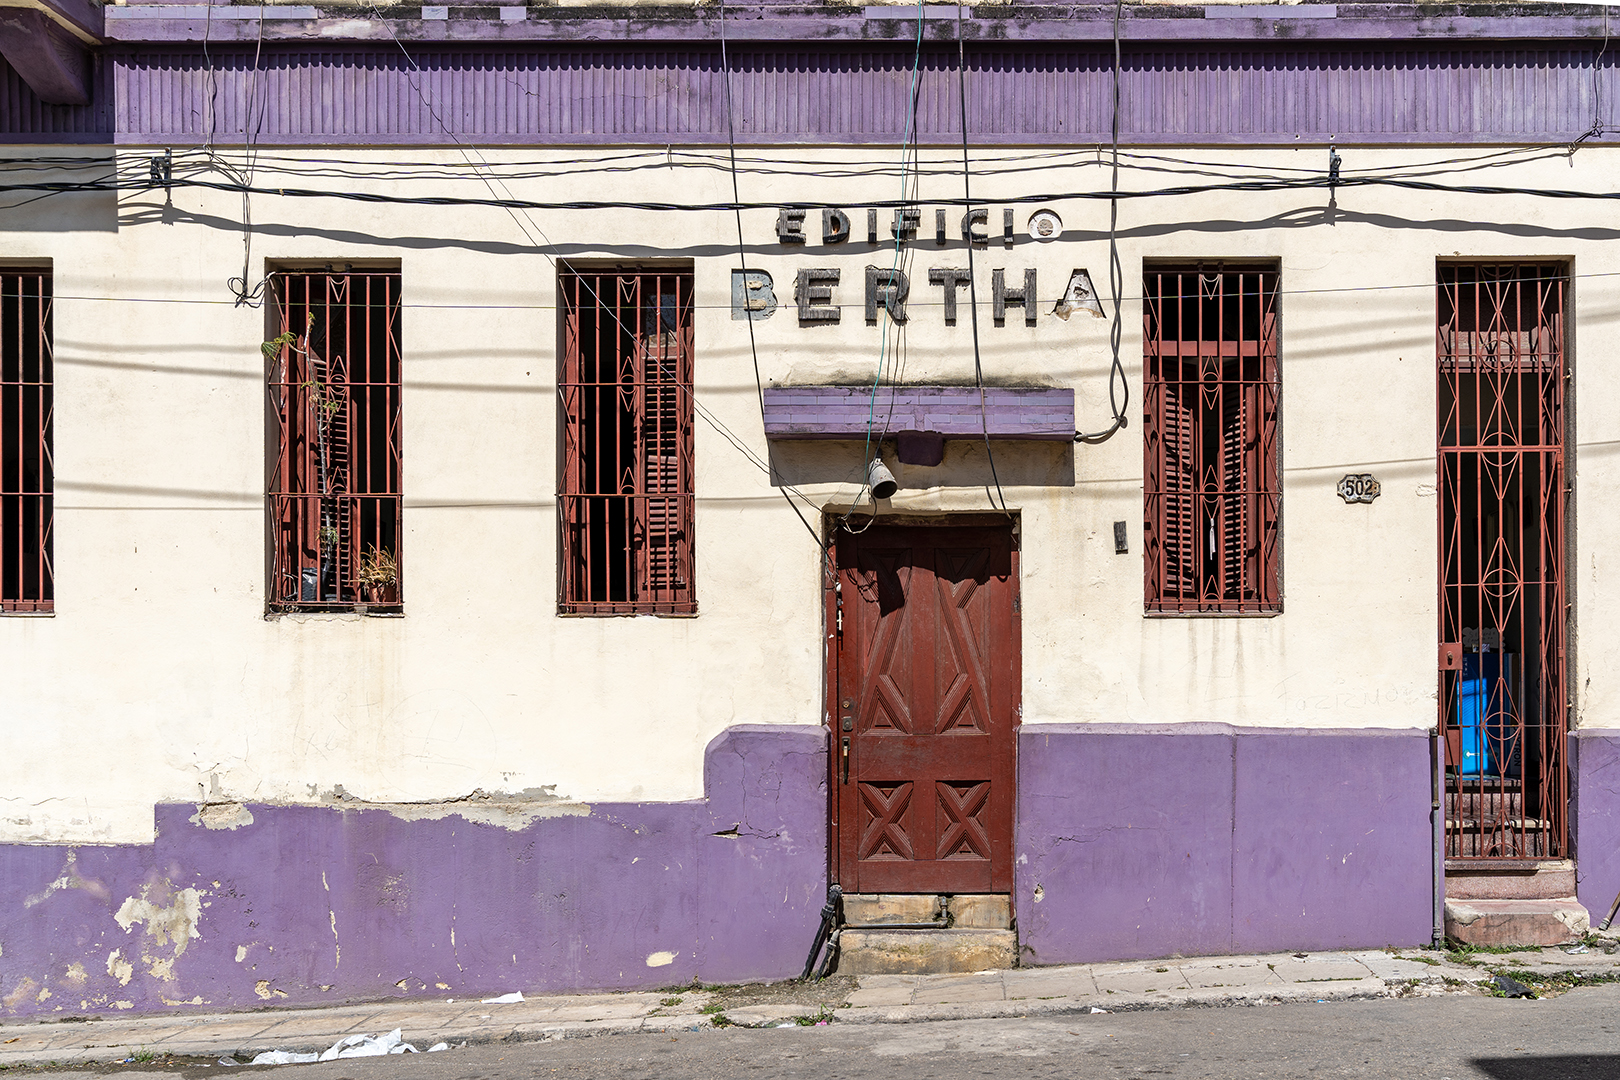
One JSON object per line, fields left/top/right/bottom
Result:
{"left": 1160, "top": 367, "right": 1198, "bottom": 599}
{"left": 634, "top": 322, "right": 692, "bottom": 602}
{"left": 1218, "top": 372, "right": 1257, "bottom": 601}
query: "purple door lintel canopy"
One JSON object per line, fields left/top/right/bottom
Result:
{"left": 761, "top": 385, "right": 1075, "bottom": 446}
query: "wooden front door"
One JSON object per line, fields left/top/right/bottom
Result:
{"left": 829, "top": 522, "right": 1018, "bottom": 893}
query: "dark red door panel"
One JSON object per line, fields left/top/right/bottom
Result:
{"left": 831, "top": 523, "right": 1018, "bottom": 894}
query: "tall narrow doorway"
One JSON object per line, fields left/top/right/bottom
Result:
{"left": 1438, "top": 263, "right": 1568, "bottom": 861}
{"left": 827, "top": 520, "right": 1019, "bottom": 894}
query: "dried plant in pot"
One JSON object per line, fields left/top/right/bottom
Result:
{"left": 355, "top": 545, "right": 399, "bottom": 606}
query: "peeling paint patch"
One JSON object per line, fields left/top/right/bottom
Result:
{"left": 190, "top": 803, "right": 255, "bottom": 831}
{"left": 645, "top": 951, "right": 677, "bottom": 968}
{"left": 161, "top": 996, "right": 204, "bottom": 1007}
{"left": 234, "top": 945, "right": 251, "bottom": 963}
{"left": 107, "top": 950, "right": 133, "bottom": 987}
{"left": 2, "top": 978, "right": 38, "bottom": 1010}
{"left": 35, "top": 987, "right": 50, "bottom": 1003}
{"left": 112, "top": 1001, "right": 133, "bottom": 1010}
{"left": 254, "top": 980, "right": 273, "bottom": 1000}
{"left": 63, "top": 962, "right": 86, "bottom": 985}
{"left": 147, "top": 957, "right": 176, "bottom": 982}
{"left": 341, "top": 792, "right": 591, "bottom": 831}
{"left": 25, "top": 852, "right": 108, "bottom": 908}
{"left": 114, "top": 885, "right": 203, "bottom": 956}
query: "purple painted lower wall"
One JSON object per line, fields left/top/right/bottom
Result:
{"left": 0, "top": 725, "right": 828, "bottom": 1019}
{"left": 0, "top": 721, "right": 1475, "bottom": 1020}
{"left": 1574, "top": 729, "right": 1620, "bottom": 919}
{"left": 1014, "top": 725, "right": 1434, "bottom": 965}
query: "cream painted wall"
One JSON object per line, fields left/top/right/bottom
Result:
{"left": 1, "top": 143, "right": 1614, "bottom": 844}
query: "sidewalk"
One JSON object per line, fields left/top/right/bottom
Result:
{"left": 2, "top": 944, "right": 1614, "bottom": 1067}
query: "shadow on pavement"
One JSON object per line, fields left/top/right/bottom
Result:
{"left": 1474, "top": 1055, "right": 1620, "bottom": 1079}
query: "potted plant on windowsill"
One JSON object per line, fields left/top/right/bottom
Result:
{"left": 355, "top": 545, "right": 399, "bottom": 608}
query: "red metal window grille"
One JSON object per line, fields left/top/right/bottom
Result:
{"left": 267, "top": 271, "right": 403, "bottom": 613}
{"left": 559, "top": 268, "right": 695, "bottom": 615}
{"left": 1, "top": 270, "right": 52, "bottom": 613}
{"left": 1438, "top": 263, "right": 1567, "bottom": 862}
{"left": 1143, "top": 266, "right": 1281, "bottom": 614}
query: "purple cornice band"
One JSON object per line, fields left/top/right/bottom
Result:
{"left": 92, "top": 5, "right": 1620, "bottom": 46}
{"left": 5, "top": 18, "right": 1620, "bottom": 145}
{"left": 762, "top": 386, "right": 1076, "bottom": 441}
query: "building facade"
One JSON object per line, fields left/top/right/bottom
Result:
{"left": 2, "top": 0, "right": 1619, "bottom": 1017}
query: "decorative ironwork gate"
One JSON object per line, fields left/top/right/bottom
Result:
{"left": 1438, "top": 263, "right": 1567, "bottom": 861}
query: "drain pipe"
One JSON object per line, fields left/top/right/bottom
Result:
{"left": 1431, "top": 725, "right": 1445, "bottom": 947}
{"left": 800, "top": 884, "right": 842, "bottom": 981}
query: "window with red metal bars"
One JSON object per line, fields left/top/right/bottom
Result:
{"left": 558, "top": 268, "right": 695, "bottom": 615}
{"left": 1143, "top": 266, "right": 1280, "bottom": 613}
{"left": 1438, "top": 262, "right": 1567, "bottom": 861}
{"left": 1, "top": 270, "right": 51, "bottom": 613}
{"left": 266, "top": 271, "right": 402, "bottom": 612}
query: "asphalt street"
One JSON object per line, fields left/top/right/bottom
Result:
{"left": 31, "top": 984, "right": 1620, "bottom": 1080}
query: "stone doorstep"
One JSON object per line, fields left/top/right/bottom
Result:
{"left": 948, "top": 894, "right": 1012, "bottom": 929}
{"left": 1444, "top": 897, "right": 1590, "bottom": 947}
{"left": 1446, "top": 861, "right": 1576, "bottom": 900}
{"left": 841, "top": 893, "right": 943, "bottom": 926}
{"left": 840, "top": 893, "right": 1012, "bottom": 930}
{"left": 836, "top": 928, "right": 1018, "bottom": 976}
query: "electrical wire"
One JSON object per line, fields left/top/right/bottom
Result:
{"left": 222, "top": 6, "right": 270, "bottom": 307}
{"left": 1077, "top": 0, "right": 1129, "bottom": 444}
{"left": 210, "top": 143, "right": 1580, "bottom": 187}
{"left": 716, "top": 0, "right": 829, "bottom": 554}
{"left": 356, "top": 2, "right": 834, "bottom": 544}
{"left": 846, "top": 0, "right": 930, "bottom": 536}
{"left": 957, "top": 2, "right": 1009, "bottom": 516}
{"left": 72, "top": 170, "right": 1620, "bottom": 212}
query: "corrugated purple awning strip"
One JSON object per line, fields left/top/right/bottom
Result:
{"left": 3, "top": 42, "right": 1617, "bottom": 144}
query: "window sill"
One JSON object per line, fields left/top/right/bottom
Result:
{"left": 0, "top": 609, "right": 54, "bottom": 617}
{"left": 1144, "top": 608, "right": 1282, "bottom": 619}
{"left": 265, "top": 607, "right": 404, "bottom": 620}
{"left": 556, "top": 609, "right": 698, "bottom": 618}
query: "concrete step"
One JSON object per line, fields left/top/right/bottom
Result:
{"left": 1444, "top": 897, "right": 1589, "bottom": 947}
{"left": 836, "top": 928, "right": 1018, "bottom": 975}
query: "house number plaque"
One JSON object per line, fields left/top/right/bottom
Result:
{"left": 1337, "top": 474, "right": 1381, "bottom": 504}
